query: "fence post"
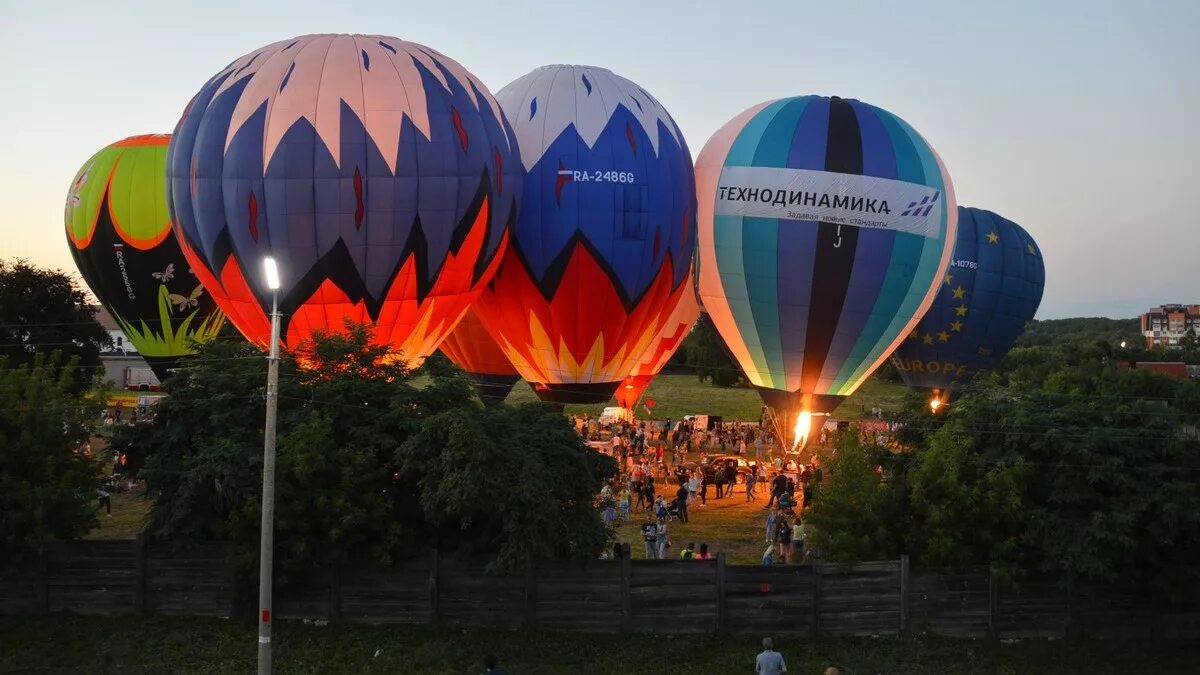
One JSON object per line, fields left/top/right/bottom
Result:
{"left": 811, "top": 557, "right": 821, "bottom": 636}
{"left": 328, "top": 566, "right": 342, "bottom": 621}
{"left": 133, "top": 533, "right": 147, "bottom": 614}
{"left": 428, "top": 549, "right": 440, "bottom": 626}
{"left": 619, "top": 555, "right": 632, "bottom": 634}
{"left": 715, "top": 553, "right": 727, "bottom": 633}
{"left": 523, "top": 557, "right": 538, "bottom": 631}
{"left": 899, "top": 554, "right": 910, "bottom": 635}
{"left": 987, "top": 560, "right": 999, "bottom": 639}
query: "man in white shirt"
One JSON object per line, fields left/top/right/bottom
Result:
{"left": 755, "top": 637, "right": 786, "bottom": 674}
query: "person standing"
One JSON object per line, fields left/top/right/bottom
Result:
{"left": 641, "top": 516, "right": 659, "bottom": 559}
{"left": 714, "top": 466, "right": 726, "bottom": 499}
{"left": 775, "top": 513, "right": 792, "bottom": 564}
{"left": 792, "top": 518, "right": 806, "bottom": 562}
{"left": 755, "top": 637, "right": 787, "bottom": 674}
{"left": 656, "top": 516, "right": 670, "bottom": 559}
{"left": 746, "top": 465, "right": 758, "bottom": 501}
{"left": 765, "top": 509, "right": 777, "bottom": 544}
{"left": 675, "top": 480, "right": 690, "bottom": 523}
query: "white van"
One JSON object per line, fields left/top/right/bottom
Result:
{"left": 599, "top": 406, "right": 633, "bottom": 425}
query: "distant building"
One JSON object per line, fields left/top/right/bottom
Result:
{"left": 1117, "top": 361, "right": 1192, "bottom": 378}
{"left": 93, "top": 306, "right": 161, "bottom": 390}
{"left": 1140, "top": 304, "right": 1200, "bottom": 348}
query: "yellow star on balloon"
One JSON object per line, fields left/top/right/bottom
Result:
{"left": 986, "top": 231, "right": 999, "bottom": 244}
{"left": 1027, "top": 243, "right": 1036, "bottom": 255}
{"left": 955, "top": 304, "right": 968, "bottom": 317}
{"left": 944, "top": 273, "right": 953, "bottom": 286}
{"left": 922, "top": 333, "right": 934, "bottom": 345}
{"left": 952, "top": 285, "right": 966, "bottom": 299}
{"left": 950, "top": 320, "right": 963, "bottom": 332}
{"left": 937, "top": 331, "right": 950, "bottom": 342}
{"left": 907, "top": 329, "right": 919, "bottom": 340}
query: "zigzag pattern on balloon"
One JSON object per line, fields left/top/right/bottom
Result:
{"left": 166, "top": 34, "right": 521, "bottom": 363}
{"left": 481, "top": 241, "right": 689, "bottom": 394}
{"left": 497, "top": 66, "right": 695, "bottom": 305}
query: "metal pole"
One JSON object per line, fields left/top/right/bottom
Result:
{"left": 257, "top": 292, "right": 280, "bottom": 674}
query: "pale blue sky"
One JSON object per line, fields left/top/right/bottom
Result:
{"left": 1, "top": 0, "right": 1196, "bottom": 318}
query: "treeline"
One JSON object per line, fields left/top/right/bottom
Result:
{"left": 804, "top": 331, "right": 1200, "bottom": 603}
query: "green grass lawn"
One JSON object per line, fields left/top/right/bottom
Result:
{"left": 504, "top": 372, "right": 908, "bottom": 422}
{"left": 88, "top": 489, "right": 151, "bottom": 540}
{"left": 1, "top": 615, "right": 1195, "bottom": 674}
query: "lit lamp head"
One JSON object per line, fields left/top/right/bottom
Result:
{"left": 262, "top": 256, "right": 281, "bottom": 291}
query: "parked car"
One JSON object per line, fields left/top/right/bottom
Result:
{"left": 700, "top": 454, "right": 755, "bottom": 484}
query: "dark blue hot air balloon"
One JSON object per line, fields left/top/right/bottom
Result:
{"left": 890, "top": 206, "right": 1045, "bottom": 407}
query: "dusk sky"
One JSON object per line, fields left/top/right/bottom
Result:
{"left": 2, "top": 0, "right": 1196, "bottom": 319}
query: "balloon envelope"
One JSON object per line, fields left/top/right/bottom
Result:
{"left": 696, "top": 96, "right": 957, "bottom": 417}
{"left": 890, "top": 206, "right": 1045, "bottom": 399}
{"left": 615, "top": 272, "right": 701, "bottom": 409}
{"left": 473, "top": 65, "right": 697, "bottom": 403}
{"left": 65, "top": 134, "right": 225, "bottom": 379}
{"left": 438, "top": 307, "right": 521, "bottom": 405}
{"left": 167, "top": 34, "right": 520, "bottom": 365}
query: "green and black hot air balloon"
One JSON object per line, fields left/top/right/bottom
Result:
{"left": 65, "top": 134, "right": 224, "bottom": 380}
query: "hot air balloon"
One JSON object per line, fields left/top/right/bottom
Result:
{"left": 696, "top": 96, "right": 957, "bottom": 447}
{"left": 890, "top": 206, "right": 1044, "bottom": 410}
{"left": 615, "top": 273, "right": 701, "bottom": 410}
{"left": 473, "top": 65, "right": 697, "bottom": 404}
{"left": 65, "top": 134, "right": 225, "bottom": 380}
{"left": 166, "top": 34, "right": 520, "bottom": 365}
{"left": 439, "top": 307, "right": 521, "bottom": 405}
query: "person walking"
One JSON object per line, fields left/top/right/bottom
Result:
{"left": 775, "top": 513, "right": 792, "bottom": 564}
{"left": 755, "top": 637, "right": 787, "bottom": 674}
{"left": 745, "top": 466, "right": 758, "bottom": 501}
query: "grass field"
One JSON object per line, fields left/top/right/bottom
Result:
{"left": 504, "top": 372, "right": 908, "bottom": 422}
{"left": 2, "top": 615, "right": 1196, "bottom": 675}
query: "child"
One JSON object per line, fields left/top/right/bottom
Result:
{"left": 619, "top": 489, "right": 631, "bottom": 522}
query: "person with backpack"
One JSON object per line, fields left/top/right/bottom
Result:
{"left": 680, "top": 542, "right": 696, "bottom": 560}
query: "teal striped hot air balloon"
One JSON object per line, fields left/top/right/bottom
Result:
{"left": 695, "top": 95, "right": 956, "bottom": 445}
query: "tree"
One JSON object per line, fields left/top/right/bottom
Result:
{"left": 804, "top": 433, "right": 902, "bottom": 563}
{"left": 0, "top": 353, "right": 101, "bottom": 572}
{"left": 398, "top": 403, "right": 617, "bottom": 571}
{"left": 683, "top": 318, "right": 744, "bottom": 387}
{"left": 136, "top": 323, "right": 613, "bottom": 587}
{"left": 0, "top": 259, "right": 111, "bottom": 393}
{"left": 907, "top": 422, "right": 1025, "bottom": 567}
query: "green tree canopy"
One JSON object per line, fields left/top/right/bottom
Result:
{"left": 135, "top": 324, "right": 613, "bottom": 585}
{"left": 0, "top": 259, "right": 111, "bottom": 393}
{"left": 0, "top": 353, "right": 101, "bottom": 572}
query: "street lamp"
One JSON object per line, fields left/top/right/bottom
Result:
{"left": 258, "top": 256, "right": 282, "bottom": 674}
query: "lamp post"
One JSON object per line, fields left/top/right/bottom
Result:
{"left": 258, "top": 256, "right": 281, "bottom": 674}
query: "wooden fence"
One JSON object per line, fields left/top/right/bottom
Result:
{"left": 3, "top": 539, "right": 1198, "bottom": 639}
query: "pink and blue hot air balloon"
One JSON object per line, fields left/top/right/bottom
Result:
{"left": 473, "top": 65, "right": 697, "bottom": 404}
{"left": 166, "top": 34, "right": 521, "bottom": 363}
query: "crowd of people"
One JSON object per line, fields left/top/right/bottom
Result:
{"left": 584, "top": 412, "right": 828, "bottom": 565}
